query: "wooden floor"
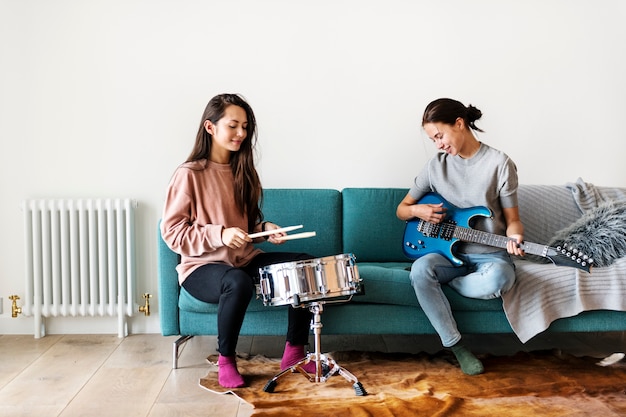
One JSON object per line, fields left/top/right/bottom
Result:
{"left": 0, "top": 332, "right": 624, "bottom": 417}
{"left": 0, "top": 334, "right": 254, "bottom": 417}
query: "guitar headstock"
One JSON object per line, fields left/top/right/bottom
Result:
{"left": 546, "top": 244, "right": 593, "bottom": 273}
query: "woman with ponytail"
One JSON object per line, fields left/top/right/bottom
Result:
{"left": 397, "top": 98, "right": 526, "bottom": 375}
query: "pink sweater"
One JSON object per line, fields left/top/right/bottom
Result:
{"left": 160, "top": 159, "right": 261, "bottom": 284}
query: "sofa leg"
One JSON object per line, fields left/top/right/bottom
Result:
{"left": 173, "top": 335, "right": 194, "bottom": 369}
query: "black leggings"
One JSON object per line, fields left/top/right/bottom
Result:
{"left": 182, "top": 252, "right": 314, "bottom": 356}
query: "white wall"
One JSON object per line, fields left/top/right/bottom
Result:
{"left": 1, "top": 0, "right": 625, "bottom": 335}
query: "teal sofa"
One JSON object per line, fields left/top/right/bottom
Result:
{"left": 158, "top": 185, "right": 626, "bottom": 368}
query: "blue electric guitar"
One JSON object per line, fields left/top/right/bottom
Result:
{"left": 402, "top": 192, "right": 593, "bottom": 272}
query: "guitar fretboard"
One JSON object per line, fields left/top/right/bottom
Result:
{"left": 419, "top": 220, "right": 552, "bottom": 258}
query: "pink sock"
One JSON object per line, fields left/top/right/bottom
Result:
{"left": 280, "top": 342, "right": 317, "bottom": 374}
{"left": 218, "top": 355, "right": 245, "bottom": 388}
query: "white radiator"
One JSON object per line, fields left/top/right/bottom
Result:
{"left": 22, "top": 198, "right": 137, "bottom": 338}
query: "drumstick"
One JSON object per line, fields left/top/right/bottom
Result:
{"left": 274, "top": 231, "right": 316, "bottom": 241}
{"left": 248, "top": 224, "right": 303, "bottom": 239}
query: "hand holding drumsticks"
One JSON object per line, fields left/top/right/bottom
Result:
{"left": 249, "top": 224, "right": 316, "bottom": 244}
{"left": 248, "top": 224, "right": 303, "bottom": 239}
{"left": 223, "top": 223, "right": 316, "bottom": 249}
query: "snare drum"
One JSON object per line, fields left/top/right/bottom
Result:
{"left": 258, "top": 253, "right": 362, "bottom": 307}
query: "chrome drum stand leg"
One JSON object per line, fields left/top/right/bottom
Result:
{"left": 263, "top": 302, "right": 367, "bottom": 396}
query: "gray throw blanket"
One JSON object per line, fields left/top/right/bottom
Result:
{"left": 567, "top": 177, "right": 626, "bottom": 211}
{"left": 502, "top": 179, "right": 626, "bottom": 343}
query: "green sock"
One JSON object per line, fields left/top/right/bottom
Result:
{"left": 450, "top": 344, "right": 484, "bottom": 375}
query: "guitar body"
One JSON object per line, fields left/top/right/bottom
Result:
{"left": 403, "top": 192, "right": 492, "bottom": 265}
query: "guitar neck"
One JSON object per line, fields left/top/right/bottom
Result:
{"left": 451, "top": 224, "right": 549, "bottom": 257}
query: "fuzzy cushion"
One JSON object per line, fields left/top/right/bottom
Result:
{"left": 549, "top": 200, "right": 626, "bottom": 268}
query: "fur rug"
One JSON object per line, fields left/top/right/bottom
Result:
{"left": 549, "top": 200, "right": 626, "bottom": 267}
{"left": 199, "top": 350, "right": 626, "bottom": 417}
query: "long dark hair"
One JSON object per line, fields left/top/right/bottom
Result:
{"left": 186, "top": 93, "right": 263, "bottom": 229}
{"left": 422, "top": 98, "right": 484, "bottom": 132}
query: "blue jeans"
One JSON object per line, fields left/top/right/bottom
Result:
{"left": 409, "top": 251, "right": 515, "bottom": 347}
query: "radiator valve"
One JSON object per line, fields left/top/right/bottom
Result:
{"left": 9, "top": 295, "right": 22, "bottom": 318}
{"left": 139, "top": 293, "right": 152, "bottom": 316}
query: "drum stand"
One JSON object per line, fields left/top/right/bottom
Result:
{"left": 262, "top": 301, "right": 367, "bottom": 396}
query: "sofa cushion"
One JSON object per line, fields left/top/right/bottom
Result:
{"left": 255, "top": 188, "right": 342, "bottom": 258}
{"left": 342, "top": 188, "right": 409, "bottom": 262}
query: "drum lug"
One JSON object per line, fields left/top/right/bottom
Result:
{"left": 282, "top": 271, "right": 291, "bottom": 299}
{"left": 315, "top": 262, "right": 328, "bottom": 295}
{"left": 259, "top": 275, "right": 272, "bottom": 305}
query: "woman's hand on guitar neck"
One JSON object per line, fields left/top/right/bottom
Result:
{"left": 503, "top": 207, "right": 525, "bottom": 256}
{"left": 506, "top": 234, "right": 525, "bottom": 256}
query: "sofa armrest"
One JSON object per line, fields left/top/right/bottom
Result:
{"left": 157, "top": 220, "right": 181, "bottom": 336}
